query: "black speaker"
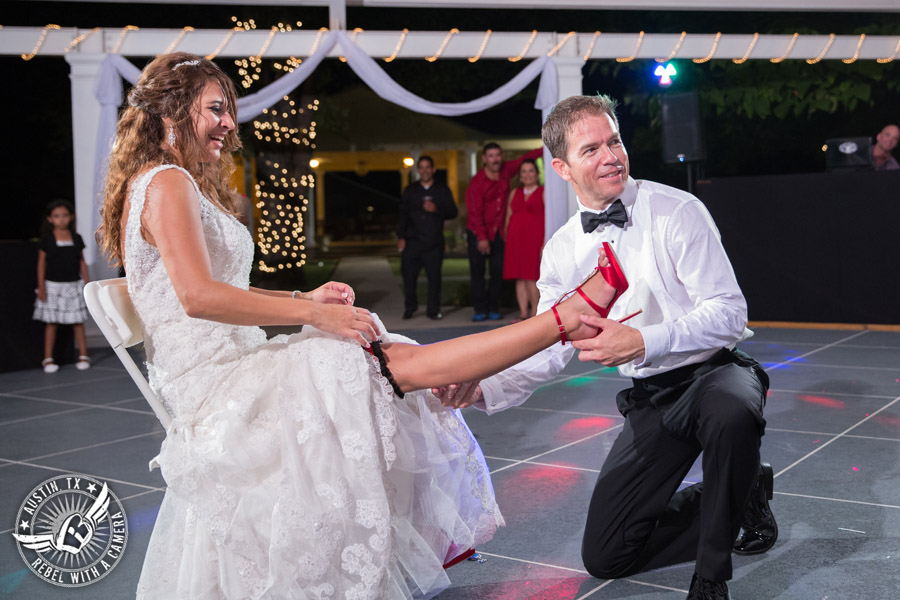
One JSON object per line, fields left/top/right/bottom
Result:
{"left": 661, "top": 92, "right": 706, "bottom": 164}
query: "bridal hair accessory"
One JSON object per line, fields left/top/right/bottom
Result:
{"left": 167, "top": 124, "right": 176, "bottom": 146}
{"left": 127, "top": 88, "right": 145, "bottom": 109}
{"left": 173, "top": 59, "right": 200, "bottom": 70}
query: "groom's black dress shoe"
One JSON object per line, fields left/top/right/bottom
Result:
{"left": 733, "top": 462, "right": 778, "bottom": 555}
{"left": 686, "top": 573, "right": 730, "bottom": 600}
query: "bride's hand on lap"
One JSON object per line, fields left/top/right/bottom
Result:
{"left": 307, "top": 281, "right": 356, "bottom": 305}
{"left": 312, "top": 303, "right": 380, "bottom": 346}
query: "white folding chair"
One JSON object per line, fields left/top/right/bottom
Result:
{"left": 83, "top": 278, "right": 173, "bottom": 431}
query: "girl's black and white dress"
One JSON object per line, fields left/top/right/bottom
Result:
{"left": 33, "top": 232, "right": 88, "bottom": 324}
{"left": 128, "top": 165, "right": 504, "bottom": 600}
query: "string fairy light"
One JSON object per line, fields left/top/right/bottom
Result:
{"left": 254, "top": 26, "right": 278, "bottom": 61}
{"left": 309, "top": 27, "right": 329, "bottom": 55}
{"left": 656, "top": 31, "right": 686, "bottom": 62}
{"left": 877, "top": 36, "right": 900, "bottom": 63}
{"left": 164, "top": 26, "right": 194, "bottom": 54}
{"left": 547, "top": 31, "right": 575, "bottom": 57}
{"left": 21, "top": 24, "right": 60, "bottom": 60}
{"left": 509, "top": 30, "right": 537, "bottom": 62}
{"left": 842, "top": 33, "right": 866, "bottom": 64}
{"left": 582, "top": 31, "right": 601, "bottom": 61}
{"left": 384, "top": 28, "right": 408, "bottom": 62}
{"left": 693, "top": 32, "right": 722, "bottom": 63}
{"left": 426, "top": 28, "right": 459, "bottom": 62}
{"left": 339, "top": 28, "right": 364, "bottom": 62}
{"left": 468, "top": 29, "right": 492, "bottom": 63}
{"left": 206, "top": 27, "right": 240, "bottom": 59}
{"left": 64, "top": 27, "right": 100, "bottom": 53}
{"left": 111, "top": 25, "right": 139, "bottom": 55}
{"left": 770, "top": 33, "right": 799, "bottom": 63}
{"left": 616, "top": 31, "right": 645, "bottom": 63}
{"left": 733, "top": 33, "right": 759, "bottom": 64}
{"left": 806, "top": 33, "right": 836, "bottom": 64}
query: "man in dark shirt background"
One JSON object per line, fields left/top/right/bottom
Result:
{"left": 465, "top": 143, "right": 542, "bottom": 321}
{"left": 397, "top": 155, "right": 458, "bottom": 320}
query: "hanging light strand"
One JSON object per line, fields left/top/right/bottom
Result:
{"left": 770, "top": 33, "right": 799, "bottom": 63}
{"left": 693, "top": 32, "right": 722, "bottom": 64}
{"left": 656, "top": 31, "right": 686, "bottom": 63}
{"left": 339, "top": 28, "right": 364, "bottom": 62}
{"left": 384, "top": 28, "right": 408, "bottom": 62}
{"left": 21, "top": 24, "right": 60, "bottom": 60}
{"left": 877, "top": 36, "right": 900, "bottom": 63}
{"left": 206, "top": 27, "right": 240, "bottom": 59}
{"left": 616, "top": 31, "right": 644, "bottom": 63}
{"left": 309, "top": 27, "right": 329, "bottom": 56}
{"left": 582, "top": 31, "right": 602, "bottom": 61}
{"left": 806, "top": 33, "right": 836, "bottom": 64}
{"left": 732, "top": 33, "right": 759, "bottom": 64}
{"left": 842, "top": 33, "right": 866, "bottom": 64}
{"left": 253, "top": 26, "right": 278, "bottom": 61}
{"left": 426, "top": 28, "right": 459, "bottom": 62}
{"left": 547, "top": 31, "right": 575, "bottom": 57}
{"left": 468, "top": 29, "right": 492, "bottom": 63}
{"left": 164, "top": 26, "right": 194, "bottom": 54}
{"left": 509, "top": 30, "right": 537, "bottom": 62}
{"left": 64, "top": 27, "right": 100, "bottom": 53}
{"left": 111, "top": 25, "right": 139, "bottom": 54}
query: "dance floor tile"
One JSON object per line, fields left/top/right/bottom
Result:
{"left": 765, "top": 363, "right": 900, "bottom": 397}
{"left": 763, "top": 389, "right": 894, "bottom": 434}
{"left": 479, "top": 463, "right": 598, "bottom": 570}
{"left": 0, "top": 407, "right": 162, "bottom": 462}
{"left": 10, "top": 375, "right": 141, "bottom": 406}
{"left": 800, "top": 345, "right": 900, "bottom": 370}
{"left": 848, "top": 403, "right": 900, "bottom": 440}
{"left": 773, "top": 436, "right": 900, "bottom": 507}
{"left": 745, "top": 328, "right": 859, "bottom": 345}
{"left": 516, "top": 376, "right": 626, "bottom": 415}
{"left": 441, "top": 559, "right": 601, "bottom": 599}
{"left": 0, "top": 394, "right": 96, "bottom": 424}
{"left": 27, "top": 432, "right": 167, "bottom": 489}
{"left": 463, "top": 407, "right": 625, "bottom": 461}
{"left": 836, "top": 330, "right": 900, "bottom": 348}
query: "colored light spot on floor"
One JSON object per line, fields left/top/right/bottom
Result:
{"left": 798, "top": 394, "right": 845, "bottom": 409}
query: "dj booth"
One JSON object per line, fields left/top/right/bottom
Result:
{"left": 695, "top": 169, "right": 900, "bottom": 325}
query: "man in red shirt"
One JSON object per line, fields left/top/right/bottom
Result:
{"left": 465, "top": 143, "right": 543, "bottom": 321}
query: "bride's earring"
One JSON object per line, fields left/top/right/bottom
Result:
{"left": 167, "top": 124, "right": 176, "bottom": 146}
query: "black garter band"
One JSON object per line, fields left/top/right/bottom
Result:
{"left": 366, "top": 340, "right": 405, "bottom": 398}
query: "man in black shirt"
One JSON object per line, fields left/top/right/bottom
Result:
{"left": 397, "top": 156, "right": 458, "bottom": 320}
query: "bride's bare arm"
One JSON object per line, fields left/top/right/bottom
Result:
{"left": 249, "top": 282, "right": 356, "bottom": 305}
{"left": 139, "top": 169, "right": 377, "bottom": 344}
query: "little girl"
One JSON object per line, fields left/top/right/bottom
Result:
{"left": 33, "top": 200, "right": 91, "bottom": 373}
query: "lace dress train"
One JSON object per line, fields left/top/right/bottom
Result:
{"left": 127, "top": 166, "right": 503, "bottom": 600}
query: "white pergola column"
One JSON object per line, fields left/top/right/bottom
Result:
{"left": 65, "top": 52, "right": 117, "bottom": 280}
{"left": 552, "top": 54, "right": 585, "bottom": 217}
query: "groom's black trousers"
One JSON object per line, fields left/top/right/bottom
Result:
{"left": 581, "top": 349, "right": 769, "bottom": 583}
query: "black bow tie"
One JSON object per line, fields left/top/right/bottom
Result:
{"left": 581, "top": 199, "right": 628, "bottom": 233}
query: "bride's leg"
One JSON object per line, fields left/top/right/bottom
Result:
{"left": 383, "top": 253, "right": 616, "bottom": 393}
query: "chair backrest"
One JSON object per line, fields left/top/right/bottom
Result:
{"left": 83, "top": 279, "right": 173, "bottom": 430}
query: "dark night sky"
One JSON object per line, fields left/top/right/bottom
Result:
{"left": 4, "top": 2, "right": 900, "bottom": 238}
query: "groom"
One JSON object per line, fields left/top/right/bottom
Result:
{"left": 439, "top": 94, "right": 776, "bottom": 600}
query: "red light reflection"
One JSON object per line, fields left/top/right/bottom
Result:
{"left": 557, "top": 417, "right": 616, "bottom": 442}
{"left": 797, "top": 394, "right": 845, "bottom": 409}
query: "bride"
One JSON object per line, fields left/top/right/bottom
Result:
{"left": 98, "top": 52, "right": 626, "bottom": 600}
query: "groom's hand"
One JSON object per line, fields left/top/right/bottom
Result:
{"left": 572, "top": 315, "right": 645, "bottom": 367}
{"left": 433, "top": 380, "right": 483, "bottom": 409}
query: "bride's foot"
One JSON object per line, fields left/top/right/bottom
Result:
{"left": 552, "top": 242, "right": 629, "bottom": 343}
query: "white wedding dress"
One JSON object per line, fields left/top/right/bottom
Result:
{"left": 129, "top": 165, "right": 503, "bottom": 600}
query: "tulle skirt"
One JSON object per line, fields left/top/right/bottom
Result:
{"left": 136, "top": 326, "right": 503, "bottom": 600}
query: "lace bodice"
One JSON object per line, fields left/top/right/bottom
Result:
{"left": 124, "top": 165, "right": 267, "bottom": 398}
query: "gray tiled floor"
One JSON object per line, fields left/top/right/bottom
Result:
{"left": 1, "top": 327, "right": 899, "bottom": 599}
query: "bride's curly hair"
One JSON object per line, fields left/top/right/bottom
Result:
{"left": 98, "top": 52, "right": 242, "bottom": 264}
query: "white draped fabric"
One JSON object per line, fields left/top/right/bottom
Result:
{"left": 93, "top": 30, "right": 569, "bottom": 249}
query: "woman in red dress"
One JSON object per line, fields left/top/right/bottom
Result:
{"left": 503, "top": 159, "right": 544, "bottom": 322}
